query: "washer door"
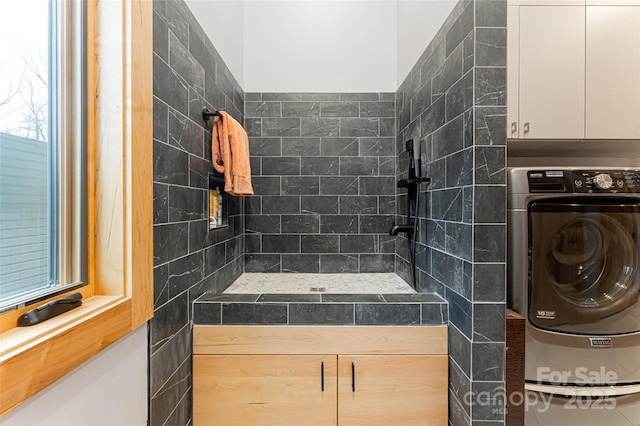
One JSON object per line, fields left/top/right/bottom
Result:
{"left": 528, "top": 197, "right": 640, "bottom": 335}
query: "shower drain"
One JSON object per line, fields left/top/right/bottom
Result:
{"left": 309, "top": 287, "right": 326, "bottom": 293}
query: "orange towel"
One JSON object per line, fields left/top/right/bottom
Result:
{"left": 211, "top": 111, "right": 254, "bottom": 196}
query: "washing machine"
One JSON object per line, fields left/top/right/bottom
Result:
{"left": 508, "top": 167, "right": 640, "bottom": 425}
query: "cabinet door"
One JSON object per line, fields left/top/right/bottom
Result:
{"left": 519, "top": 6, "right": 586, "bottom": 138}
{"left": 194, "top": 355, "right": 337, "bottom": 426}
{"left": 586, "top": 6, "right": 640, "bottom": 139}
{"left": 337, "top": 355, "right": 448, "bottom": 426}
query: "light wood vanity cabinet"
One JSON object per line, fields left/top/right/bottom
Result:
{"left": 507, "top": 0, "right": 640, "bottom": 140}
{"left": 193, "top": 326, "right": 448, "bottom": 426}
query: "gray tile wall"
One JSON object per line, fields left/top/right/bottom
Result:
{"left": 152, "top": 1, "right": 244, "bottom": 425}
{"left": 395, "top": 0, "right": 507, "bottom": 424}
{"left": 244, "top": 93, "right": 397, "bottom": 274}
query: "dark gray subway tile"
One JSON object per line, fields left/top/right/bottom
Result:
{"left": 476, "top": 28, "right": 507, "bottom": 67}
{"left": 262, "top": 196, "right": 300, "bottom": 215}
{"left": 378, "top": 157, "right": 395, "bottom": 176}
{"left": 474, "top": 225, "right": 506, "bottom": 262}
{"left": 301, "top": 93, "right": 340, "bottom": 101}
{"left": 244, "top": 233, "right": 261, "bottom": 253}
{"left": 251, "top": 176, "right": 281, "bottom": 195}
{"left": 289, "top": 304, "right": 354, "bottom": 325}
{"left": 301, "top": 235, "right": 339, "bottom": 253}
{"left": 475, "top": 106, "right": 506, "bottom": 146}
{"left": 320, "top": 102, "right": 359, "bottom": 117}
{"left": 463, "top": 31, "right": 474, "bottom": 74}
{"left": 432, "top": 44, "right": 464, "bottom": 96}
{"left": 244, "top": 118, "right": 261, "bottom": 137}
{"left": 154, "top": 140, "right": 189, "bottom": 186}
{"left": 474, "top": 186, "right": 506, "bottom": 224}
{"left": 168, "top": 252, "right": 204, "bottom": 298}
{"left": 262, "top": 117, "right": 301, "bottom": 137}
{"left": 282, "top": 254, "right": 320, "bottom": 273}
{"left": 340, "top": 118, "right": 379, "bottom": 137}
{"left": 355, "top": 304, "right": 420, "bottom": 325}
{"left": 475, "top": 68, "right": 506, "bottom": 107}
{"left": 445, "top": 222, "right": 473, "bottom": 262}
{"left": 359, "top": 101, "right": 395, "bottom": 118}
{"left": 445, "top": 1, "right": 474, "bottom": 56}
{"left": 420, "top": 95, "right": 446, "bottom": 135}
{"left": 193, "top": 302, "right": 221, "bottom": 325}
{"left": 204, "top": 242, "right": 226, "bottom": 277}
{"left": 282, "top": 102, "right": 320, "bottom": 117}
{"left": 320, "top": 254, "right": 359, "bottom": 273}
{"left": 150, "top": 292, "right": 188, "bottom": 351}
{"left": 472, "top": 342, "right": 505, "bottom": 381}
{"left": 154, "top": 183, "right": 169, "bottom": 224}
{"left": 222, "top": 303, "right": 287, "bottom": 324}
{"left": 244, "top": 254, "right": 281, "bottom": 273}
{"left": 153, "top": 223, "right": 189, "bottom": 266}
{"left": 320, "top": 177, "right": 359, "bottom": 196}
{"left": 301, "top": 118, "right": 340, "bottom": 137}
{"left": 445, "top": 147, "right": 474, "bottom": 188}
{"left": 301, "top": 196, "right": 339, "bottom": 215}
{"left": 245, "top": 101, "right": 282, "bottom": 118}
{"left": 320, "top": 138, "right": 359, "bottom": 156}
{"left": 282, "top": 138, "right": 320, "bottom": 156}
{"left": 281, "top": 214, "right": 320, "bottom": 233}
{"left": 153, "top": 96, "right": 168, "bottom": 142}
{"left": 340, "top": 93, "right": 379, "bottom": 101}
{"left": 245, "top": 215, "right": 281, "bottom": 233}
{"left": 447, "top": 289, "right": 473, "bottom": 339}
{"left": 339, "top": 235, "right": 376, "bottom": 253}
{"left": 168, "top": 186, "right": 206, "bottom": 222}
{"left": 445, "top": 70, "right": 474, "bottom": 122}
{"left": 475, "top": 146, "right": 506, "bottom": 184}
{"left": 282, "top": 176, "right": 320, "bottom": 195}
{"left": 359, "top": 254, "right": 395, "bottom": 272}
{"left": 320, "top": 215, "right": 359, "bottom": 234}
{"left": 449, "top": 324, "right": 472, "bottom": 377}
{"left": 262, "top": 157, "right": 301, "bottom": 175}
{"left": 359, "top": 138, "right": 395, "bottom": 157}
{"left": 474, "top": 263, "right": 506, "bottom": 303}
{"left": 339, "top": 196, "right": 377, "bottom": 215}
{"left": 476, "top": 0, "right": 507, "bottom": 28}
{"left": 359, "top": 177, "right": 395, "bottom": 196}
{"left": 432, "top": 114, "right": 464, "bottom": 160}
{"left": 249, "top": 138, "right": 282, "bottom": 156}
{"left": 301, "top": 157, "right": 339, "bottom": 176}
{"left": 360, "top": 215, "right": 394, "bottom": 234}
{"left": 421, "top": 303, "right": 448, "bottom": 325}
{"left": 379, "top": 118, "right": 396, "bottom": 137}
{"left": 189, "top": 155, "right": 211, "bottom": 189}
{"left": 262, "top": 234, "right": 300, "bottom": 254}
{"left": 153, "top": 55, "right": 189, "bottom": 115}
{"left": 153, "top": 11, "right": 168, "bottom": 62}
{"left": 474, "top": 303, "right": 506, "bottom": 343}
{"left": 339, "top": 157, "right": 378, "bottom": 176}
{"left": 262, "top": 93, "right": 301, "bottom": 101}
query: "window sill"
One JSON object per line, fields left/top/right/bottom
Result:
{"left": 0, "top": 296, "right": 133, "bottom": 416}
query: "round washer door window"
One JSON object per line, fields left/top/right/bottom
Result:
{"left": 546, "top": 213, "right": 636, "bottom": 309}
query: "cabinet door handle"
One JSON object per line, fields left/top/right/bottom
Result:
{"left": 321, "top": 362, "right": 324, "bottom": 392}
{"left": 351, "top": 362, "right": 355, "bottom": 392}
{"left": 524, "top": 122, "right": 530, "bottom": 134}
{"left": 511, "top": 121, "right": 517, "bottom": 135}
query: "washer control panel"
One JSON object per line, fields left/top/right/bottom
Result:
{"left": 528, "top": 170, "right": 640, "bottom": 193}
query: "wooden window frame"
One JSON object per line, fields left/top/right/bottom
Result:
{"left": 0, "top": 0, "right": 153, "bottom": 416}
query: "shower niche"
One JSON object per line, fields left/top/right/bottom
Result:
{"left": 209, "top": 174, "right": 228, "bottom": 230}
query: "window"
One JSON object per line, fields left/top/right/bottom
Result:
{"left": 0, "top": 0, "right": 84, "bottom": 311}
{"left": 0, "top": 0, "right": 153, "bottom": 417}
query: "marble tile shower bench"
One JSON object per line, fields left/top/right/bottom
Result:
{"left": 193, "top": 273, "right": 448, "bottom": 326}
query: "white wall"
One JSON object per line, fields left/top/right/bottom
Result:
{"left": 396, "top": 0, "right": 457, "bottom": 84}
{"left": 188, "top": 0, "right": 456, "bottom": 92}
{"left": 244, "top": 0, "right": 397, "bottom": 92}
{"left": 0, "top": 325, "right": 148, "bottom": 426}
{"left": 185, "top": 0, "right": 246, "bottom": 86}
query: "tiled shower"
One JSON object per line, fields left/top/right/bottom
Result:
{"left": 244, "top": 92, "right": 398, "bottom": 274}
{"left": 151, "top": 0, "right": 507, "bottom": 425}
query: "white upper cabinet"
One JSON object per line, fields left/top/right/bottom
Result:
{"left": 507, "top": 1, "right": 640, "bottom": 140}
{"left": 518, "top": 5, "right": 586, "bottom": 139}
{"left": 586, "top": 6, "right": 640, "bottom": 139}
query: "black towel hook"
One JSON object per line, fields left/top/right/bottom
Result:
{"left": 202, "top": 108, "right": 222, "bottom": 121}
